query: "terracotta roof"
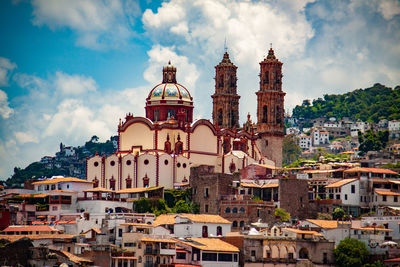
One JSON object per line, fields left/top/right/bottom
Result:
{"left": 60, "top": 250, "right": 93, "bottom": 263}
{"left": 352, "top": 227, "right": 392, "bottom": 232}
{"left": 325, "top": 179, "right": 357, "bottom": 188}
{"left": 0, "top": 234, "right": 75, "bottom": 242}
{"left": 31, "top": 220, "right": 76, "bottom": 225}
{"left": 2, "top": 225, "right": 60, "bottom": 232}
{"left": 116, "top": 186, "right": 163, "bottom": 194}
{"left": 303, "top": 169, "right": 343, "bottom": 174}
{"left": 84, "top": 187, "right": 114, "bottom": 193}
{"left": 284, "top": 228, "right": 324, "bottom": 236}
{"left": 50, "top": 190, "right": 77, "bottom": 193}
{"left": 344, "top": 167, "right": 398, "bottom": 175}
{"left": 140, "top": 237, "right": 176, "bottom": 243}
{"left": 385, "top": 257, "right": 400, "bottom": 262}
{"left": 32, "top": 177, "right": 93, "bottom": 185}
{"left": 240, "top": 182, "right": 278, "bottom": 188}
{"left": 374, "top": 189, "right": 400, "bottom": 196}
{"left": 154, "top": 214, "right": 231, "bottom": 226}
{"left": 178, "top": 238, "right": 239, "bottom": 252}
{"left": 306, "top": 219, "right": 350, "bottom": 229}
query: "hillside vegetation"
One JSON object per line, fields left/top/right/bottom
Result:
{"left": 292, "top": 83, "right": 400, "bottom": 122}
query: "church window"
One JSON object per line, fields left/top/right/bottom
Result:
{"left": 182, "top": 163, "right": 187, "bottom": 168}
{"left": 231, "top": 112, "right": 236, "bottom": 128}
{"left": 223, "top": 137, "right": 231, "bottom": 154}
{"left": 168, "top": 109, "right": 175, "bottom": 119}
{"left": 110, "top": 178, "right": 116, "bottom": 190}
{"left": 240, "top": 221, "right": 245, "bottom": 227}
{"left": 126, "top": 160, "right": 131, "bottom": 166}
{"left": 217, "top": 109, "right": 223, "bottom": 127}
{"left": 229, "top": 162, "right": 236, "bottom": 173}
{"left": 218, "top": 75, "right": 224, "bottom": 88}
{"left": 175, "top": 140, "right": 183, "bottom": 155}
{"left": 177, "top": 162, "right": 181, "bottom": 168}
{"left": 232, "top": 207, "right": 238, "bottom": 213}
{"left": 232, "top": 221, "right": 238, "bottom": 227}
{"left": 239, "top": 207, "right": 245, "bottom": 213}
{"left": 225, "top": 207, "right": 231, "bottom": 213}
{"left": 126, "top": 178, "right": 132, "bottom": 189}
{"left": 229, "top": 74, "right": 235, "bottom": 88}
{"left": 276, "top": 105, "right": 281, "bottom": 124}
{"left": 144, "top": 159, "right": 149, "bottom": 165}
{"left": 275, "top": 70, "right": 280, "bottom": 84}
{"left": 143, "top": 175, "right": 149, "bottom": 187}
{"left": 164, "top": 160, "right": 169, "bottom": 165}
{"left": 110, "top": 160, "right": 115, "bottom": 166}
{"left": 263, "top": 71, "right": 269, "bottom": 84}
{"left": 93, "top": 179, "right": 99, "bottom": 188}
{"left": 154, "top": 109, "right": 159, "bottom": 121}
{"left": 262, "top": 105, "right": 268, "bottom": 123}
{"left": 94, "top": 161, "right": 99, "bottom": 167}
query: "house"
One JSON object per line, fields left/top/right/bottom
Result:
{"left": 175, "top": 237, "right": 240, "bottom": 267}
{"left": 153, "top": 214, "right": 231, "bottom": 238}
{"left": 325, "top": 179, "right": 360, "bottom": 216}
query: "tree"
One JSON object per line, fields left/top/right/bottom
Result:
{"left": 332, "top": 207, "right": 346, "bottom": 220}
{"left": 90, "top": 135, "right": 99, "bottom": 143}
{"left": 282, "top": 134, "right": 301, "bottom": 166}
{"left": 334, "top": 238, "right": 369, "bottom": 267}
{"left": 358, "top": 130, "right": 389, "bottom": 155}
{"left": 275, "top": 208, "right": 290, "bottom": 222}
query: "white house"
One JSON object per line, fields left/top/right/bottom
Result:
{"left": 325, "top": 178, "right": 360, "bottom": 216}
{"left": 299, "top": 134, "right": 312, "bottom": 150}
{"left": 153, "top": 214, "right": 232, "bottom": 238}
{"left": 33, "top": 177, "right": 93, "bottom": 198}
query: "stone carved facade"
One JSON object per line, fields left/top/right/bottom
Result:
{"left": 256, "top": 47, "right": 286, "bottom": 166}
{"left": 212, "top": 51, "right": 240, "bottom": 129}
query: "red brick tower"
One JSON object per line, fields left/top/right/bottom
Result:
{"left": 256, "top": 47, "right": 285, "bottom": 166}
{"left": 212, "top": 51, "right": 240, "bottom": 129}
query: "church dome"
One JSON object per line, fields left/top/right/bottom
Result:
{"left": 148, "top": 82, "right": 192, "bottom": 101}
{"left": 145, "top": 62, "right": 194, "bottom": 124}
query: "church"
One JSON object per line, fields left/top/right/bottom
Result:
{"left": 86, "top": 47, "right": 285, "bottom": 190}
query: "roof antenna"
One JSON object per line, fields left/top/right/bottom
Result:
{"left": 270, "top": 43, "right": 273, "bottom": 49}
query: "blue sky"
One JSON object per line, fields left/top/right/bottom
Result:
{"left": 0, "top": 0, "right": 399, "bottom": 179}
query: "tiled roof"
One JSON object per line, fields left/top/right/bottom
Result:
{"left": 2, "top": 225, "right": 60, "bottom": 232}
{"left": 352, "top": 227, "right": 392, "bottom": 232}
{"left": 140, "top": 237, "right": 176, "bottom": 243}
{"left": 6, "top": 193, "right": 48, "bottom": 199}
{"left": 112, "top": 256, "right": 138, "bottom": 259}
{"left": 306, "top": 219, "right": 350, "bottom": 229}
{"left": 374, "top": 189, "right": 400, "bottom": 196}
{"left": 60, "top": 250, "right": 93, "bottom": 263}
{"left": 178, "top": 238, "right": 239, "bottom": 252}
{"left": 240, "top": 182, "right": 278, "bottom": 188}
{"left": 116, "top": 186, "right": 163, "bottom": 194}
{"left": 0, "top": 234, "right": 75, "bottom": 242}
{"left": 31, "top": 220, "right": 76, "bottom": 225}
{"left": 154, "top": 214, "right": 231, "bottom": 226}
{"left": 120, "top": 223, "right": 153, "bottom": 228}
{"left": 284, "top": 228, "right": 323, "bottom": 236}
{"left": 344, "top": 167, "right": 398, "bottom": 175}
{"left": 325, "top": 179, "right": 357, "bottom": 188}
{"left": 32, "top": 177, "right": 93, "bottom": 185}
{"left": 84, "top": 187, "right": 114, "bottom": 193}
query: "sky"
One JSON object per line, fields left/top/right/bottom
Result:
{"left": 0, "top": 0, "right": 399, "bottom": 180}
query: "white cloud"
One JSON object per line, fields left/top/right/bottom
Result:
{"left": 0, "top": 57, "right": 17, "bottom": 86}
{"left": 30, "top": 0, "right": 138, "bottom": 49}
{"left": 14, "top": 131, "right": 39, "bottom": 144}
{"left": 54, "top": 71, "right": 97, "bottom": 95}
{"left": 379, "top": 0, "right": 400, "bottom": 20}
{"left": 0, "top": 90, "right": 14, "bottom": 119}
{"left": 142, "top": 0, "right": 400, "bottom": 118}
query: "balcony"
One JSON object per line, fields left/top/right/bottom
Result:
{"left": 145, "top": 248, "right": 160, "bottom": 255}
{"left": 160, "top": 248, "right": 176, "bottom": 255}
{"left": 35, "top": 204, "right": 49, "bottom": 211}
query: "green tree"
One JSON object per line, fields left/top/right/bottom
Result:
{"left": 358, "top": 130, "right": 389, "bottom": 155}
{"left": 334, "top": 238, "right": 369, "bottom": 267}
{"left": 275, "top": 208, "right": 290, "bottom": 222}
{"left": 282, "top": 134, "right": 301, "bottom": 166}
{"left": 332, "top": 207, "right": 346, "bottom": 220}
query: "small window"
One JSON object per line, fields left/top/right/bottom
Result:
{"left": 144, "top": 159, "right": 149, "bottom": 165}
{"left": 395, "top": 196, "right": 398, "bottom": 202}
{"left": 164, "top": 160, "right": 168, "bottom": 165}
{"left": 383, "top": 195, "right": 387, "bottom": 202}
{"left": 177, "top": 163, "right": 181, "bottom": 168}
{"left": 225, "top": 207, "right": 231, "bottom": 213}
{"left": 110, "top": 160, "right": 115, "bottom": 166}
{"left": 345, "top": 194, "right": 348, "bottom": 200}
{"left": 183, "top": 163, "right": 187, "bottom": 168}
{"left": 94, "top": 161, "right": 99, "bottom": 167}
{"left": 126, "top": 160, "right": 131, "bottom": 165}
{"left": 232, "top": 207, "right": 238, "bottom": 213}
{"left": 351, "top": 184, "right": 355, "bottom": 193}
{"left": 205, "top": 205, "right": 209, "bottom": 213}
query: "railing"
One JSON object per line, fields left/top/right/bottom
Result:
{"left": 77, "top": 197, "right": 126, "bottom": 202}
{"left": 145, "top": 248, "right": 160, "bottom": 255}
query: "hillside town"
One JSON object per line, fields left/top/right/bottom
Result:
{"left": 1, "top": 48, "right": 400, "bottom": 267}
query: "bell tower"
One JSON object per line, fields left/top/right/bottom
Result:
{"left": 256, "top": 46, "right": 285, "bottom": 166}
{"left": 212, "top": 51, "right": 240, "bottom": 129}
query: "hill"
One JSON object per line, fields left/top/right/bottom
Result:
{"left": 292, "top": 83, "right": 400, "bottom": 122}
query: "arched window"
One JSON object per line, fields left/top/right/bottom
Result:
{"left": 262, "top": 105, "right": 268, "bottom": 123}
{"left": 154, "top": 109, "right": 159, "bottom": 121}
{"left": 239, "top": 221, "right": 245, "bottom": 228}
{"left": 232, "top": 207, "right": 238, "bottom": 213}
{"left": 93, "top": 178, "right": 99, "bottom": 188}
{"left": 239, "top": 207, "right": 245, "bottom": 213}
{"left": 109, "top": 177, "right": 116, "bottom": 190}
{"left": 217, "top": 226, "right": 222, "bottom": 236}
{"left": 263, "top": 71, "right": 269, "bottom": 84}
{"left": 229, "top": 74, "right": 235, "bottom": 88}
{"left": 225, "top": 207, "right": 231, "bottom": 213}
{"left": 299, "top": 247, "right": 309, "bottom": 259}
{"left": 223, "top": 137, "right": 231, "bottom": 154}
{"left": 143, "top": 174, "right": 149, "bottom": 188}
{"left": 202, "top": 226, "right": 208, "bottom": 237}
{"left": 232, "top": 221, "right": 238, "bottom": 227}
{"left": 218, "top": 75, "right": 224, "bottom": 88}
{"left": 218, "top": 109, "right": 223, "bottom": 127}
{"left": 276, "top": 105, "right": 282, "bottom": 124}
{"left": 126, "top": 177, "right": 132, "bottom": 189}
